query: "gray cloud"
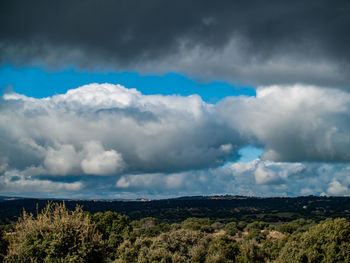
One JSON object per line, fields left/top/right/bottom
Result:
{"left": 112, "top": 160, "right": 350, "bottom": 198}
{"left": 0, "top": 170, "right": 82, "bottom": 196}
{"left": 219, "top": 85, "right": 350, "bottom": 162}
{"left": 1, "top": 0, "right": 350, "bottom": 87}
{"left": 2, "top": 158, "right": 349, "bottom": 198}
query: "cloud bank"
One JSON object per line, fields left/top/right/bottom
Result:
{"left": 0, "top": 83, "right": 244, "bottom": 176}
{"left": 220, "top": 85, "right": 350, "bottom": 162}
{"left": 115, "top": 160, "right": 350, "bottom": 198}
{"left": 0, "top": 83, "right": 350, "bottom": 197}
{"left": 1, "top": 0, "right": 350, "bottom": 87}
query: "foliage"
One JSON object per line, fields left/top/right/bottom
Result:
{"left": 224, "top": 222, "right": 239, "bottom": 236}
{"left": 245, "top": 221, "right": 269, "bottom": 232}
{"left": 244, "top": 228, "right": 268, "bottom": 242}
{"left": 211, "top": 222, "right": 225, "bottom": 231}
{"left": 1, "top": 200, "right": 350, "bottom": 263}
{"left": 205, "top": 235, "right": 239, "bottom": 263}
{"left": 277, "top": 218, "right": 315, "bottom": 234}
{"left": 181, "top": 217, "right": 213, "bottom": 233}
{"left": 92, "top": 211, "right": 132, "bottom": 259}
{"left": 131, "top": 217, "right": 171, "bottom": 238}
{"left": 5, "top": 203, "right": 105, "bottom": 263}
{"left": 116, "top": 236, "right": 153, "bottom": 263}
{"left": 275, "top": 218, "right": 350, "bottom": 263}
{"left": 236, "top": 221, "right": 247, "bottom": 231}
{"left": 262, "top": 237, "right": 288, "bottom": 261}
{"left": 117, "top": 229, "right": 212, "bottom": 263}
{"left": 236, "top": 240, "right": 266, "bottom": 263}
{"left": 2, "top": 196, "right": 350, "bottom": 224}
{"left": 244, "top": 221, "right": 270, "bottom": 242}
{"left": 0, "top": 225, "right": 9, "bottom": 263}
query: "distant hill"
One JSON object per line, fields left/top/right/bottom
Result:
{"left": 0, "top": 196, "right": 27, "bottom": 202}
{"left": 0, "top": 195, "right": 349, "bottom": 224}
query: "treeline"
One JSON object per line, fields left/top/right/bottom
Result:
{"left": 0, "top": 203, "right": 349, "bottom": 262}
{"left": 1, "top": 195, "right": 350, "bottom": 224}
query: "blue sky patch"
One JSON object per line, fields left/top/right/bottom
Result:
{"left": 0, "top": 65, "right": 255, "bottom": 102}
{"left": 237, "top": 146, "right": 264, "bottom": 162}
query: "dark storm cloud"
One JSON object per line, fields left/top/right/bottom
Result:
{"left": 0, "top": 0, "right": 231, "bottom": 63}
{"left": 1, "top": 0, "right": 350, "bottom": 86}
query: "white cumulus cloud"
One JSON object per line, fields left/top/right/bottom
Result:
{"left": 81, "top": 141, "right": 125, "bottom": 175}
{"left": 1, "top": 83, "right": 350, "bottom": 197}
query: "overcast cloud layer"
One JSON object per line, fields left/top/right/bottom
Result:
{"left": 1, "top": 83, "right": 350, "bottom": 197}
{"left": 1, "top": 0, "right": 350, "bottom": 87}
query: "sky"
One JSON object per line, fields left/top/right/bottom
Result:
{"left": 0, "top": 0, "right": 350, "bottom": 199}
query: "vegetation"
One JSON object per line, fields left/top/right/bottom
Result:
{"left": 0, "top": 202, "right": 349, "bottom": 262}
{"left": 275, "top": 218, "right": 350, "bottom": 263}
{"left": 5, "top": 203, "right": 105, "bottom": 263}
{"left": 1, "top": 195, "right": 350, "bottom": 223}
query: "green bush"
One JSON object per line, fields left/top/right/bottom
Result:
{"left": 5, "top": 203, "right": 105, "bottom": 263}
{"left": 277, "top": 218, "right": 315, "bottom": 234}
{"left": 0, "top": 226, "right": 9, "bottom": 263}
{"left": 205, "top": 235, "right": 239, "bottom": 263}
{"left": 150, "top": 229, "right": 210, "bottom": 262}
{"left": 275, "top": 218, "right": 350, "bottom": 263}
{"left": 117, "top": 229, "right": 211, "bottom": 263}
{"left": 225, "top": 222, "right": 239, "bottom": 236}
{"left": 92, "top": 211, "right": 132, "bottom": 259}
{"left": 245, "top": 221, "right": 269, "bottom": 232}
{"left": 117, "top": 236, "right": 153, "bottom": 263}
{"left": 236, "top": 240, "right": 266, "bottom": 263}
{"left": 181, "top": 218, "right": 213, "bottom": 233}
{"left": 237, "top": 221, "right": 247, "bottom": 231}
{"left": 244, "top": 228, "right": 267, "bottom": 242}
{"left": 262, "top": 236, "right": 288, "bottom": 261}
{"left": 132, "top": 217, "right": 171, "bottom": 238}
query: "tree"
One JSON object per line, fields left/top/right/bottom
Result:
{"left": 236, "top": 240, "right": 266, "bottom": 263}
{"left": 92, "top": 211, "right": 132, "bottom": 259}
{"left": 225, "top": 222, "right": 239, "bottom": 236}
{"left": 5, "top": 202, "right": 105, "bottom": 263}
{"left": 205, "top": 235, "right": 239, "bottom": 263}
{"left": 116, "top": 236, "right": 153, "bottom": 263}
{"left": 132, "top": 217, "right": 171, "bottom": 238}
{"left": 116, "top": 229, "right": 211, "bottom": 263}
{"left": 275, "top": 218, "right": 350, "bottom": 263}
{"left": 277, "top": 218, "right": 315, "bottom": 234}
{"left": 181, "top": 218, "right": 213, "bottom": 233}
{"left": 0, "top": 225, "right": 9, "bottom": 263}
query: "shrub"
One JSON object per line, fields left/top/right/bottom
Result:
{"left": 117, "top": 229, "right": 211, "bottom": 263}
{"left": 205, "top": 235, "right": 239, "bottom": 263}
{"left": 0, "top": 226, "right": 9, "bottom": 262}
{"left": 211, "top": 222, "right": 225, "bottom": 231}
{"left": 277, "top": 218, "right": 315, "bottom": 234}
{"left": 181, "top": 218, "right": 213, "bottom": 233}
{"left": 117, "top": 237, "right": 153, "bottom": 263}
{"left": 5, "top": 202, "right": 105, "bottom": 263}
{"left": 244, "top": 221, "right": 269, "bottom": 232}
{"left": 132, "top": 217, "right": 171, "bottom": 238}
{"left": 92, "top": 211, "right": 132, "bottom": 259}
{"left": 225, "top": 222, "right": 239, "bottom": 236}
{"left": 150, "top": 229, "right": 210, "bottom": 261}
{"left": 237, "top": 221, "right": 247, "bottom": 231}
{"left": 275, "top": 218, "right": 350, "bottom": 263}
{"left": 236, "top": 240, "right": 266, "bottom": 263}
